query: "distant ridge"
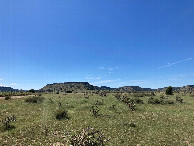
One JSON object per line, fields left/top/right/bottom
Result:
{"left": 40, "top": 82, "right": 95, "bottom": 93}
{"left": 0, "top": 86, "right": 18, "bottom": 92}
{"left": 40, "top": 82, "right": 155, "bottom": 92}
{"left": 157, "top": 85, "right": 194, "bottom": 92}
{"left": 40, "top": 82, "right": 194, "bottom": 93}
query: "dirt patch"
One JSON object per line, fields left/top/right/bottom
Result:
{"left": 0, "top": 95, "right": 35, "bottom": 100}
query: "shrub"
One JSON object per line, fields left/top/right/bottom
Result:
{"left": 66, "top": 91, "right": 72, "bottom": 93}
{"left": 29, "top": 89, "right": 35, "bottom": 93}
{"left": 48, "top": 98, "right": 54, "bottom": 103}
{"left": 123, "top": 122, "right": 136, "bottom": 128}
{"left": 121, "top": 96, "right": 130, "bottom": 104}
{"left": 114, "top": 93, "right": 121, "bottom": 100}
{"left": 130, "top": 97, "right": 144, "bottom": 104}
{"left": 151, "top": 92, "right": 155, "bottom": 96}
{"left": 5, "top": 96, "right": 11, "bottom": 100}
{"left": 25, "top": 96, "right": 44, "bottom": 103}
{"left": 109, "top": 104, "right": 116, "bottom": 110}
{"left": 95, "top": 100, "right": 104, "bottom": 105}
{"left": 176, "top": 96, "right": 183, "bottom": 103}
{"left": 55, "top": 108, "right": 69, "bottom": 120}
{"left": 148, "top": 97, "right": 164, "bottom": 104}
{"left": 127, "top": 102, "right": 136, "bottom": 111}
{"left": 70, "top": 127, "right": 109, "bottom": 146}
{"left": 165, "top": 100, "right": 174, "bottom": 104}
{"left": 99, "top": 91, "right": 107, "bottom": 97}
{"left": 92, "top": 106, "right": 99, "bottom": 117}
{"left": 166, "top": 86, "right": 173, "bottom": 95}
{"left": 148, "top": 97, "right": 174, "bottom": 104}
{"left": 38, "top": 93, "right": 42, "bottom": 96}
{"left": 160, "top": 95, "right": 165, "bottom": 99}
{"left": 129, "top": 123, "right": 136, "bottom": 128}
{"left": 0, "top": 115, "right": 16, "bottom": 131}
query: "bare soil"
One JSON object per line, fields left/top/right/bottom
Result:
{"left": 0, "top": 95, "right": 35, "bottom": 100}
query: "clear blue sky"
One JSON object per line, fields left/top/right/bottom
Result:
{"left": 0, "top": 0, "right": 194, "bottom": 90}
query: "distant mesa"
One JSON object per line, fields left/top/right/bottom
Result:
{"left": 118, "top": 86, "right": 154, "bottom": 92}
{"left": 39, "top": 82, "right": 194, "bottom": 93}
{"left": 40, "top": 82, "right": 97, "bottom": 93}
{"left": 0, "top": 86, "right": 18, "bottom": 92}
{"left": 0, "top": 83, "right": 193, "bottom": 92}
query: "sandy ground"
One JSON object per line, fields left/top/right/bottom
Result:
{"left": 0, "top": 95, "right": 35, "bottom": 100}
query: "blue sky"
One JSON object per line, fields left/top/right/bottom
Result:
{"left": 0, "top": 0, "right": 194, "bottom": 90}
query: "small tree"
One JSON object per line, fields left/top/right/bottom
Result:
{"left": 166, "top": 86, "right": 173, "bottom": 95}
{"left": 29, "top": 89, "right": 35, "bottom": 93}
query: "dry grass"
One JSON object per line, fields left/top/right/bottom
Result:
{"left": 0, "top": 92, "right": 193, "bottom": 145}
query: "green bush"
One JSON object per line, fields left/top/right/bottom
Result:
{"left": 70, "top": 127, "right": 109, "bottom": 146}
{"left": 95, "top": 100, "right": 104, "bottom": 105}
{"left": 176, "top": 96, "right": 183, "bottom": 103}
{"left": 165, "top": 100, "right": 174, "bottom": 104}
{"left": 0, "top": 115, "right": 16, "bottom": 131}
{"left": 123, "top": 122, "right": 136, "bottom": 128}
{"left": 55, "top": 108, "right": 69, "bottom": 120}
{"left": 38, "top": 93, "right": 42, "bottom": 96}
{"left": 121, "top": 96, "right": 130, "bottom": 104}
{"left": 148, "top": 97, "right": 174, "bottom": 104}
{"left": 29, "top": 89, "right": 35, "bottom": 93}
{"left": 5, "top": 96, "right": 11, "bottom": 100}
{"left": 92, "top": 106, "right": 100, "bottom": 117}
{"left": 166, "top": 86, "right": 173, "bottom": 95}
{"left": 129, "top": 123, "right": 136, "bottom": 128}
{"left": 130, "top": 97, "right": 144, "bottom": 104}
{"left": 0, "top": 122, "right": 15, "bottom": 131}
{"left": 148, "top": 97, "right": 164, "bottom": 104}
{"left": 25, "top": 96, "right": 44, "bottom": 103}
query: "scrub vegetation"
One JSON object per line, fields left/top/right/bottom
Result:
{"left": 0, "top": 91, "right": 194, "bottom": 145}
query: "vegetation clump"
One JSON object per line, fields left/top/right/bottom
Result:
{"left": 109, "top": 104, "right": 116, "bottom": 110}
{"left": 176, "top": 96, "right": 183, "bottom": 103}
{"left": 55, "top": 108, "right": 69, "bottom": 120}
{"left": 130, "top": 97, "right": 144, "bottom": 104}
{"left": 29, "top": 89, "right": 35, "bottom": 93}
{"left": 5, "top": 96, "right": 11, "bottom": 100}
{"left": 114, "top": 93, "right": 121, "bottom": 100}
{"left": 166, "top": 86, "right": 173, "bottom": 95}
{"left": 129, "top": 122, "right": 136, "bottom": 128}
{"left": 123, "top": 122, "right": 136, "bottom": 128}
{"left": 148, "top": 97, "right": 174, "bottom": 104}
{"left": 95, "top": 100, "right": 104, "bottom": 105}
{"left": 92, "top": 106, "right": 100, "bottom": 117}
{"left": 0, "top": 115, "right": 16, "bottom": 131}
{"left": 99, "top": 91, "right": 107, "bottom": 97}
{"left": 148, "top": 97, "right": 163, "bottom": 104}
{"left": 165, "top": 99, "right": 174, "bottom": 104}
{"left": 25, "top": 96, "right": 44, "bottom": 103}
{"left": 127, "top": 102, "right": 136, "bottom": 111}
{"left": 70, "top": 127, "right": 109, "bottom": 146}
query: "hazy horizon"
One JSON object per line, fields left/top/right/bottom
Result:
{"left": 1, "top": 81, "right": 193, "bottom": 91}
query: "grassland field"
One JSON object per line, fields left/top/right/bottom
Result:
{"left": 0, "top": 92, "right": 194, "bottom": 145}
